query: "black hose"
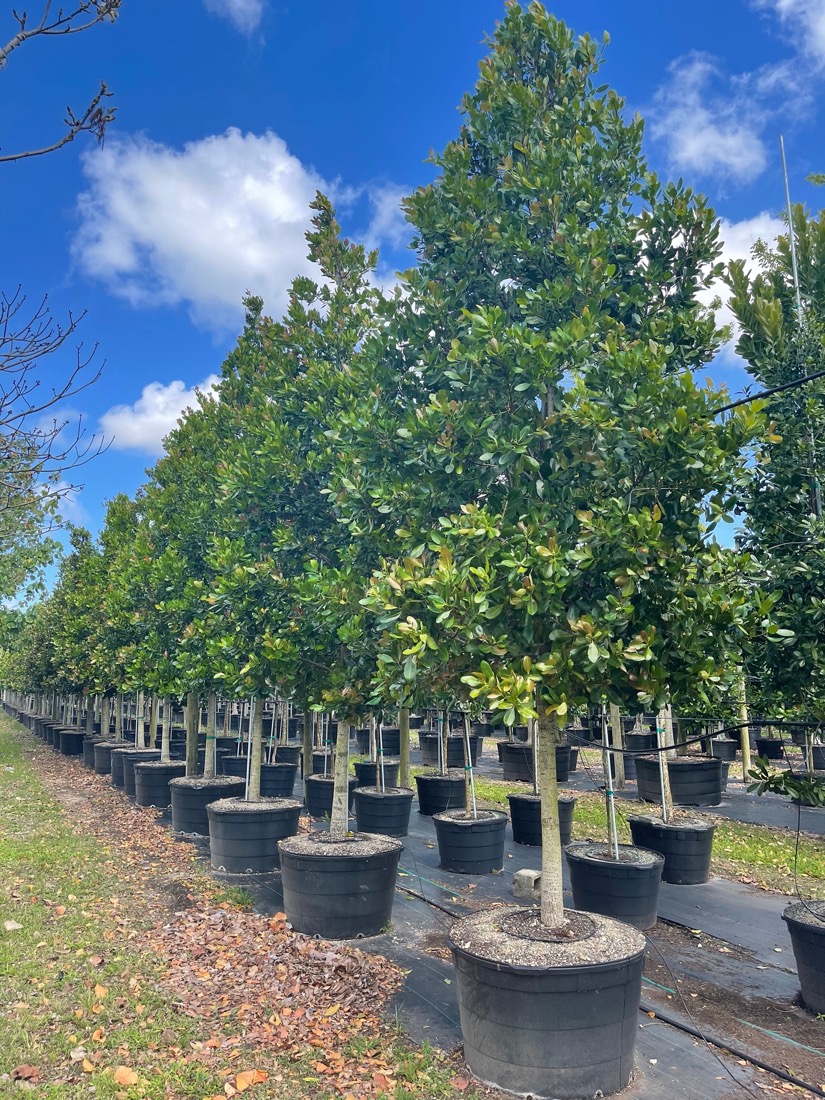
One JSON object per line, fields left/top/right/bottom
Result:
{"left": 640, "top": 1001, "right": 825, "bottom": 1098}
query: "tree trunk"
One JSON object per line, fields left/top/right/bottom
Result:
{"left": 738, "top": 674, "right": 752, "bottom": 783}
{"left": 247, "top": 699, "right": 262, "bottom": 800}
{"left": 399, "top": 706, "right": 410, "bottom": 788}
{"left": 134, "top": 691, "right": 145, "bottom": 748}
{"left": 302, "top": 706, "right": 313, "bottom": 779}
{"left": 101, "top": 695, "right": 111, "bottom": 741}
{"left": 329, "top": 718, "right": 351, "bottom": 839}
{"left": 610, "top": 703, "right": 625, "bottom": 788}
{"left": 656, "top": 707, "right": 674, "bottom": 822}
{"left": 150, "top": 695, "right": 159, "bottom": 749}
{"left": 203, "top": 691, "right": 217, "bottom": 778}
{"left": 160, "top": 696, "right": 171, "bottom": 763}
{"left": 114, "top": 693, "right": 123, "bottom": 742}
{"left": 185, "top": 691, "right": 199, "bottom": 778}
{"left": 463, "top": 712, "right": 476, "bottom": 817}
{"left": 537, "top": 706, "right": 565, "bottom": 928}
{"left": 369, "top": 715, "right": 377, "bottom": 762}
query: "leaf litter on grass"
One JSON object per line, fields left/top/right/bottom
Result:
{"left": 3, "top": 725, "right": 480, "bottom": 1099}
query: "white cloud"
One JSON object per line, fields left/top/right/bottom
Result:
{"left": 648, "top": 54, "right": 769, "bottom": 182}
{"left": 203, "top": 0, "right": 265, "bottom": 34}
{"left": 698, "top": 212, "right": 784, "bottom": 365}
{"left": 752, "top": 0, "right": 825, "bottom": 65}
{"left": 99, "top": 375, "right": 220, "bottom": 456}
{"left": 649, "top": 0, "right": 825, "bottom": 184}
{"left": 73, "top": 129, "right": 334, "bottom": 334}
{"left": 365, "top": 186, "right": 412, "bottom": 252}
{"left": 74, "top": 128, "right": 412, "bottom": 336}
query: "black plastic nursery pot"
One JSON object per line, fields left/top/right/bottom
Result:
{"left": 709, "top": 737, "right": 738, "bottom": 762}
{"left": 783, "top": 900, "right": 825, "bottom": 1015}
{"left": 278, "top": 832, "right": 403, "bottom": 938}
{"left": 312, "top": 750, "right": 334, "bottom": 775}
{"left": 110, "top": 746, "right": 136, "bottom": 788}
{"left": 507, "top": 793, "right": 576, "bottom": 847}
{"left": 220, "top": 758, "right": 299, "bottom": 798}
{"left": 415, "top": 770, "right": 466, "bottom": 816}
{"left": 169, "top": 776, "right": 246, "bottom": 835}
{"left": 82, "top": 737, "right": 102, "bottom": 768}
{"left": 353, "top": 759, "right": 400, "bottom": 789}
{"left": 92, "top": 740, "right": 122, "bottom": 776}
{"left": 565, "top": 842, "right": 665, "bottom": 931}
{"left": 303, "top": 774, "right": 358, "bottom": 819}
{"left": 353, "top": 786, "right": 414, "bottom": 837}
{"left": 207, "top": 796, "right": 302, "bottom": 873}
{"left": 122, "top": 750, "right": 162, "bottom": 797}
{"left": 627, "top": 814, "right": 716, "bottom": 885}
{"left": 624, "top": 732, "right": 657, "bottom": 753}
{"left": 111, "top": 746, "right": 157, "bottom": 790}
{"left": 500, "top": 742, "right": 570, "bottom": 784}
{"left": 275, "top": 744, "right": 301, "bottom": 765}
{"left": 755, "top": 737, "right": 786, "bottom": 761}
{"left": 433, "top": 809, "right": 508, "bottom": 874}
{"left": 418, "top": 732, "right": 482, "bottom": 768}
{"left": 568, "top": 746, "right": 579, "bottom": 774}
{"left": 58, "top": 728, "right": 85, "bottom": 757}
{"left": 134, "top": 760, "right": 187, "bottom": 807}
{"left": 634, "top": 755, "right": 723, "bottom": 806}
{"left": 355, "top": 727, "right": 370, "bottom": 754}
{"left": 448, "top": 906, "right": 646, "bottom": 1100}
{"left": 379, "top": 727, "right": 401, "bottom": 756}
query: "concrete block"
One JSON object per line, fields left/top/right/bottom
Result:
{"left": 513, "top": 867, "right": 541, "bottom": 901}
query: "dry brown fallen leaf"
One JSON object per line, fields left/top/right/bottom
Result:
{"left": 10, "top": 1066, "right": 40, "bottom": 1082}
{"left": 113, "top": 1066, "right": 139, "bottom": 1086}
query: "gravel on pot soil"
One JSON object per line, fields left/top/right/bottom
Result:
{"left": 132, "top": 759, "right": 185, "bottom": 769}
{"left": 449, "top": 905, "right": 646, "bottom": 968}
{"left": 432, "top": 808, "right": 506, "bottom": 824}
{"left": 628, "top": 810, "right": 714, "bottom": 830}
{"left": 416, "top": 768, "right": 466, "bottom": 780}
{"left": 169, "top": 775, "right": 244, "bottom": 789}
{"left": 784, "top": 899, "right": 825, "bottom": 926}
{"left": 279, "top": 831, "right": 402, "bottom": 858}
{"left": 207, "top": 796, "right": 302, "bottom": 812}
{"left": 569, "top": 842, "right": 661, "bottom": 866}
{"left": 355, "top": 786, "right": 414, "bottom": 796}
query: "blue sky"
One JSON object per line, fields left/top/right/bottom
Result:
{"left": 4, "top": 0, "right": 825, "bottom": 535}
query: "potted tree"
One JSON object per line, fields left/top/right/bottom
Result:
{"left": 347, "top": 7, "right": 765, "bottom": 1095}
{"left": 202, "top": 198, "right": 403, "bottom": 937}
{"left": 352, "top": 718, "right": 415, "bottom": 838}
{"left": 566, "top": 710, "right": 665, "bottom": 930}
{"left": 432, "top": 708, "right": 508, "bottom": 874}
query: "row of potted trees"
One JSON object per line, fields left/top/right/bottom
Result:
{"left": 3, "top": 5, "right": 825, "bottom": 1096}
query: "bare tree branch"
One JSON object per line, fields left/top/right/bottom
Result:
{"left": 1, "top": 2, "right": 121, "bottom": 163}
{"left": 0, "top": 287, "right": 109, "bottom": 516}
{"left": 1, "top": 2, "right": 121, "bottom": 66}
{"left": 0, "top": 80, "right": 115, "bottom": 163}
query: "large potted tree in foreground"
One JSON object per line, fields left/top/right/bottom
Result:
{"left": 348, "top": 7, "right": 764, "bottom": 1096}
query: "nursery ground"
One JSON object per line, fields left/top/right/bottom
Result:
{"left": 0, "top": 716, "right": 504, "bottom": 1100}
{"left": 2, "top": 717, "right": 824, "bottom": 1100}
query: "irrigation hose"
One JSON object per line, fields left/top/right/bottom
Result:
{"left": 394, "top": 882, "right": 825, "bottom": 1098}
{"left": 639, "top": 1000, "right": 825, "bottom": 1099}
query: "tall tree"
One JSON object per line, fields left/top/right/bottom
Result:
{"left": 345, "top": 3, "right": 765, "bottom": 927}
{"left": 206, "top": 196, "right": 386, "bottom": 826}
{"left": 726, "top": 206, "right": 825, "bottom": 718}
